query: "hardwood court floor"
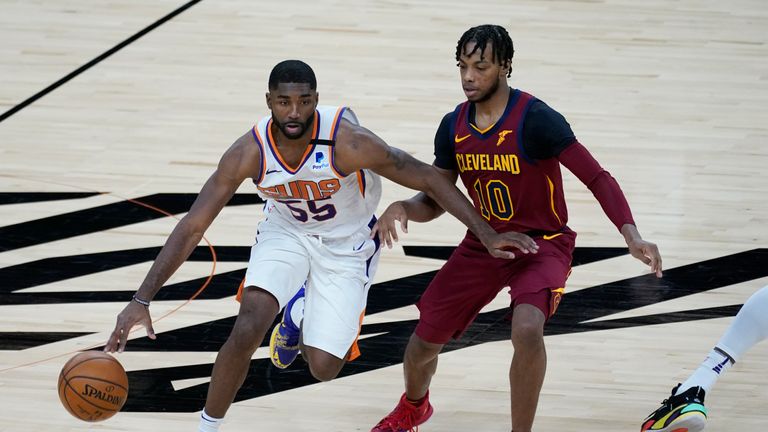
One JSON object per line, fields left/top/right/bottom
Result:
{"left": 1, "top": 0, "right": 766, "bottom": 431}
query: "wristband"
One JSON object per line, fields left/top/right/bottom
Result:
{"left": 132, "top": 294, "right": 151, "bottom": 307}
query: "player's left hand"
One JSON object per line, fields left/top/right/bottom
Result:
{"left": 481, "top": 231, "right": 539, "bottom": 259}
{"left": 371, "top": 201, "right": 409, "bottom": 249}
{"left": 627, "top": 238, "right": 662, "bottom": 277}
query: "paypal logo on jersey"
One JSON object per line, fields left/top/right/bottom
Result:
{"left": 312, "top": 152, "right": 330, "bottom": 170}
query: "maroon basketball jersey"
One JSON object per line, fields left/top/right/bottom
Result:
{"left": 452, "top": 89, "right": 567, "bottom": 233}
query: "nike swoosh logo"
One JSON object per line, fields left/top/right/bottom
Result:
{"left": 454, "top": 134, "right": 471, "bottom": 143}
{"left": 265, "top": 169, "right": 282, "bottom": 175}
{"left": 542, "top": 233, "right": 563, "bottom": 240}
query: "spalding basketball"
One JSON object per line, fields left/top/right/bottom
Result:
{"left": 57, "top": 351, "right": 129, "bottom": 421}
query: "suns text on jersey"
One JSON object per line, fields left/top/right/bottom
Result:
{"left": 257, "top": 178, "right": 341, "bottom": 200}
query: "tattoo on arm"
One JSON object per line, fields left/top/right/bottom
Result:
{"left": 386, "top": 147, "right": 412, "bottom": 170}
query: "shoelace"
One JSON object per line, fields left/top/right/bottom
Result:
{"left": 275, "top": 324, "right": 299, "bottom": 348}
{"left": 375, "top": 404, "right": 421, "bottom": 432}
{"left": 642, "top": 396, "right": 673, "bottom": 423}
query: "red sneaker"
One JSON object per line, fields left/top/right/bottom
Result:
{"left": 371, "top": 392, "right": 434, "bottom": 432}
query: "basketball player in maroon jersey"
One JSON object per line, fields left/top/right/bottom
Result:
{"left": 370, "top": 25, "right": 662, "bottom": 432}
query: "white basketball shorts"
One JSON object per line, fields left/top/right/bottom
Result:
{"left": 243, "top": 216, "right": 380, "bottom": 359}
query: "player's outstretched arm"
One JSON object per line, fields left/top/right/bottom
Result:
{"left": 557, "top": 141, "right": 662, "bottom": 277}
{"left": 372, "top": 167, "right": 456, "bottom": 248}
{"left": 335, "top": 122, "right": 538, "bottom": 258}
{"left": 105, "top": 131, "right": 261, "bottom": 352}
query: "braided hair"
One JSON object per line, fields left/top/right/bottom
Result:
{"left": 455, "top": 25, "right": 514, "bottom": 77}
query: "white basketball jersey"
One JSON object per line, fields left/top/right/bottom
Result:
{"left": 251, "top": 105, "right": 382, "bottom": 238}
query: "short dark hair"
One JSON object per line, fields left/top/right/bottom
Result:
{"left": 455, "top": 25, "right": 515, "bottom": 78}
{"left": 268, "top": 60, "right": 317, "bottom": 90}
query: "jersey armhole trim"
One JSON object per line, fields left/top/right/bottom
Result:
{"left": 251, "top": 126, "right": 267, "bottom": 184}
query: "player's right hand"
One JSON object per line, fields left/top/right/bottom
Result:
{"left": 371, "top": 201, "right": 409, "bottom": 249}
{"left": 482, "top": 231, "right": 539, "bottom": 259}
{"left": 104, "top": 300, "right": 156, "bottom": 353}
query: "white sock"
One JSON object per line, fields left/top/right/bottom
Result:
{"left": 289, "top": 296, "right": 305, "bottom": 329}
{"left": 677, "top": 285, "right": 768, "bottom": 395}
{"left": 677, "top": 348, "right": 732, "bottom": 395}
{"left": 716, "top": 285, "right": 768, "bottom": 362}
{"left": 198, "top": 408, "right": 223, "bottom": 432}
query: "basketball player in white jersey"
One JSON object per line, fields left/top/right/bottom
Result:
{"left": 103, "top": 60, "right": 540, "bottom": 432}
{"left": 641, "top": 285, "right": 768, "bottom": 432}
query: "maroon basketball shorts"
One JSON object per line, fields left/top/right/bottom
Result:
{"left": 415, "top": 230, "right": 575, "bottom": 344}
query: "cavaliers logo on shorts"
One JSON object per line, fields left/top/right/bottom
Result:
{"left": 550, "top": 287, "right": 565, "bottom": 317}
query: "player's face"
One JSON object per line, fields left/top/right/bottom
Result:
{"left": 266, "top": 83, "right": 318, "bottom": 139}
{"left": 458, "top": 41, "right": 508, "bottom": 103}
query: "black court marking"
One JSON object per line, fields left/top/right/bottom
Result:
{"left": 0, "top": 192, "right": 263, "bottom": 252}
{"left": 3, "top": 332, "right": 92, "bottom": 350}
{"left": 115, "top": 248, "right": 766, "bottom": 412}
{"left": 0, "top": 0, "right": 203, "bottom": 123}
{"left": 0, "top": 192, "right": 101, "bottom": 205}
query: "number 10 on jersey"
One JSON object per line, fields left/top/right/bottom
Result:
{"left": 472, "top": 178, "right": 514, "bottom": 221}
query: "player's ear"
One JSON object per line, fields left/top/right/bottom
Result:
{"left": 501, "top": 60, "right": 511, "bottom": 78}
{"left": 265, "top": 92, "right": 272, "bottom": 110}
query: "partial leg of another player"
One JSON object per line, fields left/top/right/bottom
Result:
{"left": 641, "top": 285, "right": 768, "bottom": 432}
{"left": 198, "top": 286, "right": 280, "bottom": 432}
{"left": 509, "top": 303, "right": 547, "bottom": 432}
{"left": 371, "top": 334, "right": 438, "bottom": 432}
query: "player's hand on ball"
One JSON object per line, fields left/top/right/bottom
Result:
{"left": 105, "top": 300, "right": 155, "bottom": 353}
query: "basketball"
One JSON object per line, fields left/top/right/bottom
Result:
{"left": 57, "top": 351, "right": 129, "bottom": 422}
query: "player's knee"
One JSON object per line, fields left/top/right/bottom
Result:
{"left": 303, "top": 346, "right": 344, "bottom": 381}
{"left": 226, "top": 300, "right": 278, "bottom": 353}
{"left": 510, "top": 320, "right": 544, "bottom": 348}
{"left": 226, "top": 324, "right": 262, "bottom": 354}
{"left": 406, "top": 333, "right": 443, "bottom": 363}
{"left": 308, "top": 359, "right": 343, "bottom": 382}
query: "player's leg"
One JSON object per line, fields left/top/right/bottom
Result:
{"left": 641, "top": 285, "right": 768, "bottom": 432}
{"left": 199, "top": 224, "right": 309, "bottom": 431}
{"left": 403, "top": 333, "right": 442, "bottom": 401}
{"left": 686, "top": 284, "right": 768, "bottom": 392}
{"left": 204, "top": 287, "right": 280, "bottom": 415}
{"left": 299, "top": 229, "right": 381, "bottom": 381}
{"left": 372, "top": 234, "right": 506, "bottom": 432}
{"left": 509, "top": 296, "right": 548, "bottom": 432}
{"left": 505, "top": 231, "right": 574, "bottom": 432}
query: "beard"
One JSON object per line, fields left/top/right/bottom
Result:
{"left": 274, "top": 115, "right": 314, "bottom": 139}
{"left": 469, "top": 79, "right": 500, "bottom": 104}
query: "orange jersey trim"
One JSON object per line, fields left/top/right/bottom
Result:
{"left": 546, "top": 175, "right": 563, "bottom": 226}
{"left": 251, "top": 126, "right": 268, "bottom": 184}
{"left": 329, "top": 106, "right": 345, "bottom": 139}
{"left": 346, "top": 309, "right": 366, "bottom": 362}
{"left": 328, "top": 107, "right": 349, "bottom": 179}
{"left": 471, "top": 121, "right": 496, "bottom": 134}
{"left": 356, "top": 171, "right": 365, "bottom": 197}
